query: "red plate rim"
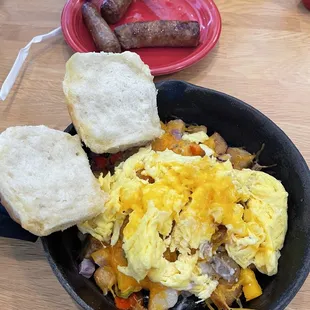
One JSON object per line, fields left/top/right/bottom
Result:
{"left": 61, "top": 0, "right": 222, "bottom": 76}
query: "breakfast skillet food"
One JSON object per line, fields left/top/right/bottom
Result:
{"left": 63, "top": 53, "right": 287, "bottom": 309}
{"left": 78, "top": 119, "right": 288, "bottom": 310}
{"left": 0, "top": 52, "right": 288, "bottom": 310}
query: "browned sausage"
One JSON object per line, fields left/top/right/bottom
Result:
{"left": 114, "top": 20, "right": 200, "bottom": 49}
{"left": 100, "top": 0, "right": 132, "bottom": 24}
{"left": 82, "top": 2, "right": 121, "bottom": 53}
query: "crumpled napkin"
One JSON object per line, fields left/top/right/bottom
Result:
{"left": 0, "top": 27, "right": 62, "bottom": 101}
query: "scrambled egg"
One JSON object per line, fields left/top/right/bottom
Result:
{"left": 228, "top": 169, "right": 288, "bottom": 275}
{"left": 79, "top": 136, "right": 288, "bottom": 300}
{"left": 182, "top": 131, "right": 209, "bottom": 144}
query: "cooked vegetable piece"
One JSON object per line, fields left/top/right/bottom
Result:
{"left": 199, "top": 261, "right": 217, "bottom": 278}
{"left": 115, "top": 293, "right": 145, "bottom": 310}
{"left": 226, "top": 147, "right": 255, "bottom": 170}
{"left": 240, "top": 268, "right": 262, "bottom": 301}
{"left": 119, "top": 216, "right": 129, "bottom": 240}
{"left": 129, "top": 293, "right": 146, "bottom": 310}
{"left": 186, "top": 125, "right": 207, "bottom": 134}
{"left": 165, "top": 120, "right": 184, "bottom": 140}
{"left": 251, "top": 162, "right": 277, "bottom": 171}
{"left": 152, "top": 120, "right": 208, "bottom": 157}
{"left": 189, "top": 143, "right": 205, "bottom": 156}
{"left": 152, "top": 133, "right": 202, "bottom": 156}
{"left": 110, "top": 152, "right": 124, "bottom": 165}
{"left": 211, "top": 281, "right": 242, "bottom": 310}
{"left": 211, "top": 252, "right": 240, "bottom": 283}
{"left": 94, "top": 266, "right": 116, "bottom": 295}
{"left": 166, "top": 119, "right": 186, "bottom": 134}
{"left": 205, "top": 133, "right": 227, "bottom": 155}
{"left": 148, "top": 288, "right": 178, "bottom": 310}
{"left": 111, "top": 241, "right": 142, "bottom": 297}
{"left": 151, "top": 132, "right": 177, "bottom": 152}
{"left": 248, "top": 263, "right": 257, "bottom": 271}
{"left": 170, "top": 129, "right": 182, "bottom": 140}
{"left": 217, "top": 154, "right": 231, "bottom": 163}
{"left": 251, "top": 163, "right": 265, "bottom": 171}
{"left": 91, "top": 247, "right": 110, "bottom": 266}
{"left": 79, "top": 258, "right": 95, "bottom": 278}
{"left": 211, "top": 225, "right": 227, "bottom": 252}
{"left": 91, "top": 152, "right": 125, "bottom": 174}
{"left": 200, "top": 241, "right": 213, "bottom": 261}
{"left": 92, "top": 155, "right": 109, "bottom": 171}
{"left": 84, "top": 236, "right": 104, "bottom": 258}
{"left": 116, "top": 276, "right": 141, "bottom": 298}
{"left": 115, "top": 296, "right": 131, "bottom": 309}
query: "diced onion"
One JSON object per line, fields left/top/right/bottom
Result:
{"left": 79, "top": 258, "right": 95, "bottom": 278}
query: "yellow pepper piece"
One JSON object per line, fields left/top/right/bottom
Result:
{"left": 204, "top": 136, "right": 216, "bottom": 151}
{"left": 240, "top": 268, "right": 263, "bottom": 301}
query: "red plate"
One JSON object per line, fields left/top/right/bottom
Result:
{"left": 61, "top": 0, "right": 221, "bottom": 76}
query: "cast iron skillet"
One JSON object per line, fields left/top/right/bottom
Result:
{"left": 42, "top": 80, "right": 310, "bottom": 310}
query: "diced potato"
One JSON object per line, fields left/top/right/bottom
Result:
{"left": 94, "top": 266, "right": 116, "bottom": 295}
{"left": 152, "top": 133, "right": 177, "bottom": 152}
{"left": 206, "top": 133, "right": 228, "bottom": 155}
{"left": 227, "top": 147, "right": 255, "bottom": 170}
{"left": 152, "top": 120, "right": 207, "bottom": 157}
{"left": 166, "top": 119, "right": 186, "bottom": 134}
{"left": 91, "top": 247, "right": 110, "bottom": 267}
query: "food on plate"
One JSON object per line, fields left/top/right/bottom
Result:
{"left": 78, "top": 119, "right": 288, "bottom": 310}
{"left": 0, "top": 126, "right": 107, "bottom": 236}
{"left": 63, "top": 52, "right": 162, "bottom": 154}
{"left": 81, "top": 1, "right": 201, "bottom": 51}
{"left": 82, "top": 2, "right": 121, "bottom": 53}
{"left": 101, "top": 0, "right": 133, "bottom": 24}
{"left": 114, "top": 20, "right": 200, "bottom": 49}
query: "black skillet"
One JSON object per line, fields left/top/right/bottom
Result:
{"left": 41, "top": 80, "right": 310, "bottom": 310}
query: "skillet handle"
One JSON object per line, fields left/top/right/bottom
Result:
{"left": 0, "top": 203, "right": 38, "bottom": 242}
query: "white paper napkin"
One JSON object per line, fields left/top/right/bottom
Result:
{"left": 0, "top": 27, "right": 62, "bottom": 101}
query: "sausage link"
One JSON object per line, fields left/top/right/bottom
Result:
{"left": 101, "top": 0, "right": 132, "bottom": 24}
{"left": 82, "top": 2, "right": 121, "bottom": 53}
{"left": 114, "top": 20, "right": 200, "bottom": 49}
